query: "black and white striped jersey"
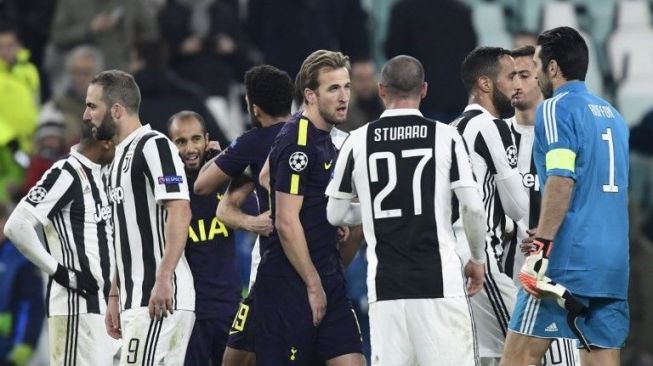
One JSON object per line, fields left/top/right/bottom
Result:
{"left": 107, "top": 125, "right": 195, "bottom": 311}
{"left": 326, "top": 109, "right": 477, "bottom": 302}
{"left": 20, "top": 148, "right": 114, "bottom": 316}
{"left": 503, "top": 117, "right": 539, "bottom": 280}
{"left": 450, "top": 104, "right": 520, "bottom": 273}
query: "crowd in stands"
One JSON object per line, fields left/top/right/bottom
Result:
{"left": 1, "top": 0, "right": 652, "bottom": 365}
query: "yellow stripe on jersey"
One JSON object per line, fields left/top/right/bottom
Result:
{"left": 297, "top": 119, "right": 308, "bottom": 146}
{"left": 546, "top": 148, "right": 576, "bottom": 172}
{"left": 290, "top": 174, "right": 300, "bottom": 194}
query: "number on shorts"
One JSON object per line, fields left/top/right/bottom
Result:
{"left": 231, "top": 303, "right": 250, "bottom": 332}
{"left": 126, "top": 338, "right": 139, "bottom": 364}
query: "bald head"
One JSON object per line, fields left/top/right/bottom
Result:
{"left": 380, "top": 55, "right": 425, "bottom": 99}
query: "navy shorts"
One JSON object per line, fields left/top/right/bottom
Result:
{"left": 185, "top": 305, "right": 237, "bottom": 366}
{"left": 254, "top": 272, "right": 363, "bottom": 365}
{"left": 226, "top": 289, "right": 257, "bottom": 352}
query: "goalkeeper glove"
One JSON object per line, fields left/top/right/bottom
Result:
{"left": 537, "top": 279, "right": 591, "bottom": 352}
{"left": 53, "top": 264, "right": 99, "bottom": 299}
{"left": 518, "top": 237, "right": 552, "bottom": 296}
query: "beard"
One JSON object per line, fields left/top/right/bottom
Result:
{"left": 492, "top": 87, "right": 515, "bottom": 116}
{"left": 318, "top": 105, "right": 346, "bottom": 126}
{"left": 539, "top": 76, "right": 554, "bottom": 99}
{"left": 83, "top": 112, "right": 116, "bottom": 141}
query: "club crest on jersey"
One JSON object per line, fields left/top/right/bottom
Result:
{"left": 27, "top": 186, "right": 48, "bottom": 203}
{"left": 506, "top": 145, "right": 518, "bottom": 168}
{"left": 158, "top": 175, "right": 184, "bottom": 185}
{"left": 289, "top": 151, "right": 308, "bottom": 172}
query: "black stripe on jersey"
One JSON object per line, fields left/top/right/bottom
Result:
{"left": 474, "top": 133, "right": 497, "bottom": 174}
{"left": 155, "top": 138, "right": 181, "bottom": 193}
{"left": 26, "top": 166, "right": 63, "bottom": 207}
{"left": 511, "top": 124, "right": 522, "bottom": 153}
{"left": 337, "top": 147, "right": 355, "bottom": 194}
{"left": 43, "top": 226, "right": 53, "bottom": 316}
{"left": 451, "top": 109, "right": 483, "bottom": 134}
{"left": 63, "top": 164, "right": 100, "bottom": 313}
{"left": 503, "top": 233, "right": 517, "bottom": 279}
{"left": 529, "top": 156, "right": 541, "bottom": 229}
{"left": 83, "top": 164, "right": 112, "bottom": 300}
{"left": 450, "top": 138, "right": 460, "bottom": 182}
{"left": 114, "top": 141, "right": 135, "bottom": 309}
{"left": 131, "top": 141, "right": 157, "bottom": 308}
{"left": 493, "top": 119, "right": 516, "bottom": 150}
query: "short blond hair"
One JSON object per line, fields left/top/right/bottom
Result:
{"left": 295, "top": 50, "right": 350, "bottom": 104}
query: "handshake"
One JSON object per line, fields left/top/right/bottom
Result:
{"left": 518, "top": 238, "right": 591, "bottom": 351}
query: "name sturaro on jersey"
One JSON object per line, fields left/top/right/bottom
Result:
{"left": 373, "top": 125, "right": 427, "bottom": 141}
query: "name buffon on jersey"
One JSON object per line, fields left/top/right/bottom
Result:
{"left": 374, "top": 125, "right": 428, "bottom": 141}
{"left": 588, "top": 104, "right": 615, "bottom": 119}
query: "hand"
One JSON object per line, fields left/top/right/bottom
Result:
{"left": 90, "top": 13, "right": 117, "bottom": 33}
{"left": 306, "top": 283, "right": 327, "bottom": 327}
{"left": 148, "top": 276, "right": 173, "bottom": 320}
{"left": 518, "top": 238, "right": 553, "bottom": 297}
{"left": 105, "top": 295, "right": 122, "bottom": 339}
{"left": 181, "top": 36, "right": 203, "bottom": 54}
{"left": 245, "top": 211, "right": 273, "bottom": 236}
{"left": 464, "top": 260, "right": 485, "bottom": 296}
{"left": 336, "top": 226, "right": 350, "bottom": 243}
{"left": 53, "top": 264, "right": 99, "bottom": 298}
{"left": 520, "top": 228, "right": 537, "bottom": 253}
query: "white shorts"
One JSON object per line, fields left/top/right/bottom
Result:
{"left": 48, "top": 313, "right": 120, "bottom": 366}
{"left": 369, "top": 297, "right": 477, "bottom": 365}
{"left": 119, "top": 307, "right": 195, "bottom": 366}
{"left": 470, "top": 269, "right": 517, "bottom": 358}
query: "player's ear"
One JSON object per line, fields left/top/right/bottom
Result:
{"left": 548, "top": 59, "right": 559, "bottom": 79}
{"left": 111, "top": 103, "right": 122, "bottom": 120}
{"left": 305, "top": 88, "right": 317, "bottom": 105}
{"left": 420, "top": 82, "right": 428, "bottom": 99}
{"left": 478, "top": 76, "right": 492, "bottom": 93}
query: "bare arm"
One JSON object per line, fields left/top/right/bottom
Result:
{"left": 339, "top": 225, "right": 363, "bottom": 268}
{"left": 216, "top": 178, "right": 273, "bottom": 236}
{"left": 259, "top": 157, "right": 270, "bottom": 193}
{"left": 194, "top": 159, "right": 231, "bottom": 195}
{"left": 536, "top": 176, "right": 575, "bottom": 240}
{"left": 148, "top": 199, "right": 191, "bottom": 319}
{"left": 275, "top": 191, "right": 325, "bottom": 325}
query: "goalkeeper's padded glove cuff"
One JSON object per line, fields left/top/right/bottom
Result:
{"left": 532, "top": 238, "right": 553, "bottom": 258}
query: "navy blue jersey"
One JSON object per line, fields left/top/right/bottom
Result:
{"left": 186, "top": 174, "right": 241, "bottom": 319}
{"left": 260, "top": 115, "right": 341, "bottom": 277}
{"left": 215, "top": 123, "right": 285, "bottom": 213}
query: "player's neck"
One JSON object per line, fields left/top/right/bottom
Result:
{"left": 514, "top": 108, "right": 536, "bottom": 126}
{"left": 260, "top": 114, "right": 291, "bottom": 128}
{"left": 383, "top": 98, "right": 420, "bottom": 111}
{"left": 303, "top": 108, "right": 333, "bottom": 132}
{"left": 469, "top": 94, "right": 499, "bottom": 118}
{"left": 116, "top": 117, "right": 143, "bottom": 144}
{"left": 77, "top": 139, "right": 103, "bottom": 164}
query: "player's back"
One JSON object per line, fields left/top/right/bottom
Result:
{"left": 534, "top": 81, "right": 629, "bottom": 299}
{"left": 339, "top": 110, "right": 468, "bottom": 302}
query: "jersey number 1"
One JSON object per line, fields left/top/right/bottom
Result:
{"left": 369, "top": 148, "right": 432, "bottom": 219}
{"left": 601, "top": 128, "right": 618, "bottom": 193}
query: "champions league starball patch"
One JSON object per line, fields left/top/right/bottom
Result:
{"left": 289, "top": 151, "right": 309, "bottom": 172}
{"left": 27, "top": 186, "right": 48, "bottom": 203}
{"left": 506, "top": 145, "right": 518, "bottom": 168}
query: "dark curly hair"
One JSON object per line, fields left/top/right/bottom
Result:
{"left": 460, "top": 46, "right": 512, "bottom": 93}
{"left": 244, "top": 65, "right": 293, "bottom": 118}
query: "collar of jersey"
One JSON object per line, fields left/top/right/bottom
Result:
{"left": 555, "top": 80, "right": 586, "bottom": 96}
{"left": 464, "top": 103, "right": 493, "bottom": 117}
{"left": 380, "top": 108, "right": 423, "bottom": 118}
{"left": 117, "top": 124, "right": 152, "bottom": 149}
{"left": 69, "top": 145, "right": 102, "bottom": 170}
